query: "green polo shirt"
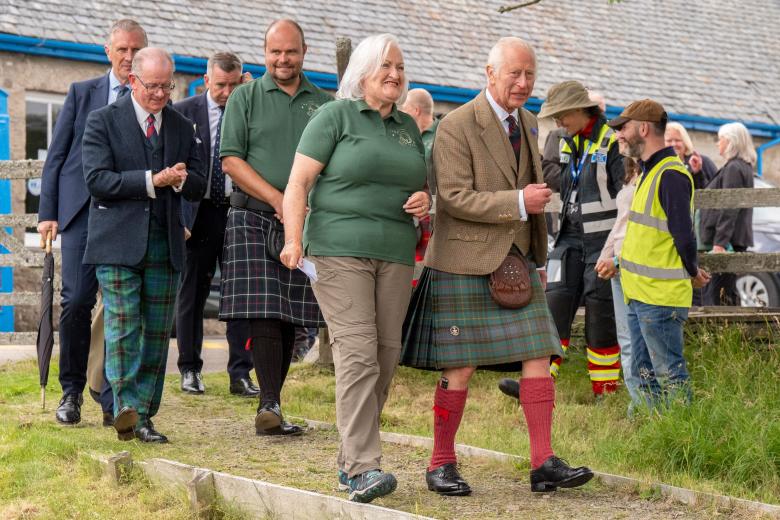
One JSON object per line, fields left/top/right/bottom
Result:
{"left": 421, "top": 118, "right": 439, "bottom": 167}
{"left": 297, "top": 99, "right": 427, "bottom": 265}
{"left": 219, "top": 71, "right": 332, "bottom": 190}
{"left": 421, "top": 118, "right": 439, "bottom": 194}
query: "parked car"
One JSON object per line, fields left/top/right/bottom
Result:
{"left": 735, "top": 176, "right": 780, "bottom": 307}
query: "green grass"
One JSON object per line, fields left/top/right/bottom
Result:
{"left": 0, "top": 322, "right": 777, "bottom": 518}
{"left": 284, "top": 323, "right": 780, "bottom": 504}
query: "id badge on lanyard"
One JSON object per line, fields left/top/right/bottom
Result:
{"left": 567, "top": 141, "right": 590, "bottom": 215}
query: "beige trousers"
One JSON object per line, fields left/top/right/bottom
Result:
{"left": 310, "top": 256, "right": 413, "bottom": 478}
{"left": 86, "top": 293, "right": 105, "bottom": 394}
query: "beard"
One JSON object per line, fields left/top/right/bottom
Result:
{"left": 622, "top": 137, "right": 644, "bottom": 159}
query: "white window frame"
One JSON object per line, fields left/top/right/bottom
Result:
{"left": 25, "top": 91, "right": 66, "bottom": 152}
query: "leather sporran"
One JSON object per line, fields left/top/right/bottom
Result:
{"left": 266, "top": 219, "right": 285, "bottom": 263}
{"left": 489, "top": 251, "right": 533, "bottom": 309}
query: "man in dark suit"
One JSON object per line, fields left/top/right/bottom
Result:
{"left": 174, "top": 52, "right": 259, "bottom": 397}
{"left": 37, "top": 19, "right": 147, "bottom": 426}
{"left": 82, "top": 47, "right": 206, "bottom": 443}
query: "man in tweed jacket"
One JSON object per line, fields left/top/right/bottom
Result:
{"left": 401, "top": 37, "right": 593, "bottom": 496}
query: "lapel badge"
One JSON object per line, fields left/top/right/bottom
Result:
{"left": 449, "top": 325, "right": 460, "bottom": 336}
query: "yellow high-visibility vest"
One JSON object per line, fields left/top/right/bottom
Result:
{"left": 620, "top": 155, "right": 694, "bottom": 307}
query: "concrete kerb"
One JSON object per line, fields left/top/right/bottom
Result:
{"left": 302, "top": 418, "right": 780, "bottom": 519}
{"left": 91, "top": 452, "right": 433, "bottom": 520}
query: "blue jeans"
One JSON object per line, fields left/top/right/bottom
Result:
{"left": 611, "top": 277, "right": 640, "bottom": 404}
{"left": 626, "top": 299, "right": 691, "bottom": 409}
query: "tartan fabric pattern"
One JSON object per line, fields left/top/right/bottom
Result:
{"left": 97, "top": 221, "right": 178, "bottom": 423}
{"left": 219, "top": 208, "right": 324, "bottom": 327}
{"left": 401, "top": 266, "right": 562, "bottom": 370}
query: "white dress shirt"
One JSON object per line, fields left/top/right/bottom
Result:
{"left": 485, "top": 88, "right": 528, "bottom": 222}
{"left": 204, "top": 90, "right": 232, "bottom": 199}
{"left": 130, "top": 93, "right": 182, "bottom": 197}
{"left": 108, "top": 69, "right": 132, "bottom": 104}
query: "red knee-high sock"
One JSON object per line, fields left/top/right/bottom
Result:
{"left": 428, "top": 384, "right": 468, "bottom": 471}
{"left": 519, "top": 377, "right": 556, "bottom": 469}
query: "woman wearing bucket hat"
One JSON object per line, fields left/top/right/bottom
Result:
{"left": 499, "top": 80, "right": 625, "bottom": 401}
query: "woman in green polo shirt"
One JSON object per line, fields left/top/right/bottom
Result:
{"left": 280, "top": 33, "right": 429, "bottom": 504}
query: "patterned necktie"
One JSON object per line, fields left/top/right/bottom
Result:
{"left": 506, "top": 114, "right": 521, "bottom": 163}
{"left": 145, "top": 114, "right": 158, "bottom": 141}
{"left": 210, "top": 106, "right": 227, "bottom": 204}
{"left": 117, "top": 85, "right": 129, "bottom": 98}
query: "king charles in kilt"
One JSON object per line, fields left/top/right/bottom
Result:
{"left": 82, "top": 48, "right": 206, "bottom": 443}
{"left": 400, "top": 37, "right": 594, "bottom": 495}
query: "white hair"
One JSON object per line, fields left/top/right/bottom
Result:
{"left": 486, "top": 37, "right": 536, "bottom": 76}
{"left": 336, "top": 34, "right": 408, "bottom": 103}
{"left": 131, "top": 47, "right": 175, "bottom": 78}
{"left": 665, "top": 122, "right": 695, "bottom": 156}
{"left": 718, "top": 122, "right": 757, "bottom": 165}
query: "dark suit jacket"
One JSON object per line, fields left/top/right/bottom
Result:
{"left": 173, "top": 93, "right": 211, "bottom": 230}
{"left": 39, "top": 74, "right": 110, "bottom": 231}
{"left": 700, "top": 157, "right": 754, "bottom": 249}
{"left": 81, "top": 94, "right": 206, "bottom": 271}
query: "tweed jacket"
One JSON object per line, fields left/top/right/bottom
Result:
{"left": 424, "top": 90, "right": 548, "bottom": 275}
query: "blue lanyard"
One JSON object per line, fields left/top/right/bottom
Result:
{"left": 569, "top": 139, "right": 592, "bottom": 184}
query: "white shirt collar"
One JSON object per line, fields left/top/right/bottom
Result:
{"left": 485, "top": 88, "right": 519, "bottom": 125}
{"left": 130, "top": 92, "right": 163, "bottom": 131}
{"left": 108, "top": 69, "right": 124, "bottom": 92}
{"left": 206, "top": 90, "right": 221, "bottom": 112}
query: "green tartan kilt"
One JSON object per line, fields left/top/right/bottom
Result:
{"left": 400, "top": 266, "right": 562, "bottom": 371}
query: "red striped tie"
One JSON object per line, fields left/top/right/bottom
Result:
{"left": 145, "top": 114, "right": 157, "bottom": 140}
{"left": 507, "top": 114, "right": 521, "bottom": 162}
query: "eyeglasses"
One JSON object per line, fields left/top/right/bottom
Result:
{"left": 135, "top": 76, "right": 175, "bottom": 94}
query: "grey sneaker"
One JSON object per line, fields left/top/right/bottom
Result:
{"left": 337, "top": 469, "right": 349, "bottom": 491}
{"left": 348, "top": 470, "right": 397, "bottom": 503}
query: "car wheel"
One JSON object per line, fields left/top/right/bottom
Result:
{"left": 735, "top": 273, "right": 780, "bottom": 307}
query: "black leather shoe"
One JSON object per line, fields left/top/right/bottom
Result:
{"left": 530, "top": 456, "right": 593, "bottom": 492}
{"left": 55, "top": 393, "right": 83, "bottom": 425}
{"left": 180, "top": 370, "right": 204, "bottom": 394}
{"left": 113, "top": 406, "right": 138, "bottom": 441}
{"left": 426, "top": 463, "right": 472, "bottom": 496}
{"left": 135, "top": 419, "right": 169, "bottom": 443}
{"left": 102, "top": 411, "right": 114, "bottom": 428}
{"left": 255, "top": 402, "right": 303, "bottom": 436}
{"left": 498, "top": 378, "right": 520, "bottom": 399}
{"left": 230, "top": 377, "right": 261, "bottom": 397}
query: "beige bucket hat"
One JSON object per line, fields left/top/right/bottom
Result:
{"left": 538, "top": 80, "right": 598, "bottom": 119}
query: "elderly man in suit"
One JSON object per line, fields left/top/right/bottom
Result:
{"left": 37, "top": 19, "right": 147, "bottom": 427}
{"left": 401, "top": 37, "right": 593, "bottom": 495}
{"left": 173, "top": 52, "right": 258, "bottom": 397}
{"left": 82, "top": 47, "right": 206, "bottom": 443}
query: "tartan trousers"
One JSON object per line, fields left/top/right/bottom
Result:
{"left": 96, "top": 220, "right": 178, "bottom": 423}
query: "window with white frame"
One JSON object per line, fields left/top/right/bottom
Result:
{"left": 25, "top": 92, "right": 65, "bottom": 238}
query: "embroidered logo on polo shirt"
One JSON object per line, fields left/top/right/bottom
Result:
{"left": 389, "top": 129, "right": 414, "bottom": 147}
{"left": 300, "top": 102, "right": 321, "bottom": 118}
{"left": 449, "top": 325, "right": 460, "bottom": 336}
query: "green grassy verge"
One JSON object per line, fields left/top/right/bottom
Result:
{"left": 0, "top": 322, "right": 777, "bottom": 518}
{"left": 284, "top": 323, "right": 780, "bottom": 504}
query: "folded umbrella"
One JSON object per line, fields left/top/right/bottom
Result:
{"left": 36, "top": 232, "right": 54, "bottom": 409}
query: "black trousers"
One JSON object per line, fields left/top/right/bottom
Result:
{"left": 176, "top": 199, "right": 252, "bottom": 379}
{"left": 59, "top": 206, "right": 113, "bottom": 412}
{"left": 545, "top": 243, "right": 617, "bottom": 346}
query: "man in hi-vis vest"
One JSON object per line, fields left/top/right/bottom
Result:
{"left": 608, "top": 100, "right": 710, "bottom": 410}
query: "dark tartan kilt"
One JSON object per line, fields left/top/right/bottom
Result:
{"left": 400, "top": 266, "right": 562, "bottom": 371}
{"left": 219, "top": 208, "right": 325, "bottom": 328}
